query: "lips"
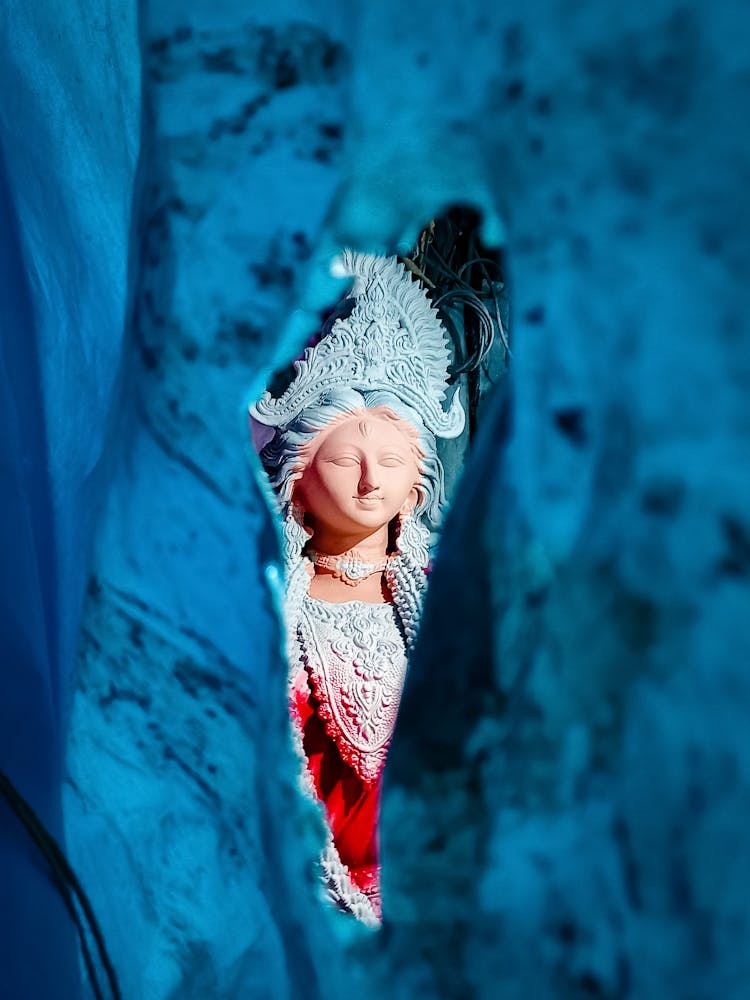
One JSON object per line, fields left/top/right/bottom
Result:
{"left": 354, "top": 495, "right": 384, "bottom": 505}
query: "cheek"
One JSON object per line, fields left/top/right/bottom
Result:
{"left": 304, "top": 464, "right": 354, "bottom": 508}
{"left": 385, "top": 466, "right": 419, "bottom": 504}
{"left": 296, "top": 467, "right": 322, "bottom": 510}
{"left": 399, "top": 461, "right": 420, "bottom": 493}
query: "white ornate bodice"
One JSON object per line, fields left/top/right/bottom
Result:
{"left": 296, "top": 596, "right": 408, "bottom": 784}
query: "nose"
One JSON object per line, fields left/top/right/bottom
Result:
{"left": 358, "top": 460, "right": 379, "bottom": 496}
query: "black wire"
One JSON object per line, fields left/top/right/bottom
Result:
{"left": 5, "top": 792, "right": 105, "bottom": 1000}
{"left": 0, "top": 768, "right": 122, "bottom": 1000}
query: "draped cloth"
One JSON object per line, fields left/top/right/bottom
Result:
{"left": 289, "top": 596, "right": 409, "bottom": 920}
{"left": 292, "top": 674, "right": 382, "bottom": 914}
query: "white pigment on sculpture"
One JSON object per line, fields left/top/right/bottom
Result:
{"left": 251, "top": 249, "right": 463, "bottom": 923}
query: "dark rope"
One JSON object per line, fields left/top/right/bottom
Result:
{"left": 0, "top": 768, "right": 122, "bottom": 1000}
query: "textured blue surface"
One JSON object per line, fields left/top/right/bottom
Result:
{"left": 2, "top": 2, "right": 750, "bottom": 998}
{"left": 1, "top": 5, "right": 138, "bottom": 996}
{"left": 0, "top": 141, "right": 81, "bottom": 1000}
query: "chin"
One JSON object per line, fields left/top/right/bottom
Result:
{"left": 350, "top": 514, "right": 392, "bottom": 531}
{"left": 346, "top": 507, "right": 396, "bottom": 531}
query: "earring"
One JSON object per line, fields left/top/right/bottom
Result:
{"left": 396, "top": 508, "right": 430, "bottom": 569}
{"left": 282, "top": 500, "right": 309, "bottom": 565}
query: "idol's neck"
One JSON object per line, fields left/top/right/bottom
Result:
{"left": 307, "top": 523, "right": 389, "bottom": 561}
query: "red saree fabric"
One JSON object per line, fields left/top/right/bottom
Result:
{"left": 291, "top": 668, "right": 382, "bottom": 913}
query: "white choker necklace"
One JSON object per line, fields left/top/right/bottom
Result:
{"left": 308, "top": 549, "right": 391, "bottom": 586}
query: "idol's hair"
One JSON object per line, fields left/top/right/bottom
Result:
{"left": 260, "top": 387, "right": 446, "bottom": 529}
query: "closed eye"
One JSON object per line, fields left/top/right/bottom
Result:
{"left": 380, "top": 455, "right": 406, "bottom": 467}
{"left": 326, "top": 456, "right": 360, "bottom": 467}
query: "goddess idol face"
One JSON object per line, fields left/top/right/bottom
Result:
{"left": 295, "top": 408, "right": 423, "bottom": 541}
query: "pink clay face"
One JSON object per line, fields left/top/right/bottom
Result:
{"left": 296, "top": 415, "right": 421, "bottom": 541}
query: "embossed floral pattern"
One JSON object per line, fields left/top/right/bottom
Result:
{"left": 298, "top": 597, "right": 407, "bottom": 784}
{"left": 252, "top": 251, "right": 465, "bottom": 438}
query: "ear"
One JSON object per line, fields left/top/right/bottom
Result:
{"left": 400, "top": 485, "right": 422, "bottom": 517}
{"left": 290, "top": 471, "right": 306, "bottom": 510}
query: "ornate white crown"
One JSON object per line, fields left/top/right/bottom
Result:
{"left": 251, "top": 249, "right": 465, "bottom": 439}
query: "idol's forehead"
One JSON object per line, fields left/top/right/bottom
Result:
{"left": 314, "top": 412, "right": 416, "bottom": 454}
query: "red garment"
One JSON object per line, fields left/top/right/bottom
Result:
{"left": 291, "top": 667, "right": 382, "bottom": 911}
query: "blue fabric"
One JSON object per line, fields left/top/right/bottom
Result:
{"left": 0, "top": 142, "right": 81, "bottom": 1000}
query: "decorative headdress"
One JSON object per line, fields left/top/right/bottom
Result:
{"left": 251, "top": 249, "right": 465, "bottom": 440}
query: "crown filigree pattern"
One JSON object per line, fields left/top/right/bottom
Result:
{"left": 251, "top": 249, "right": 465, "bottom": 438}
